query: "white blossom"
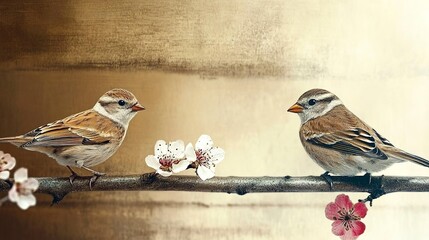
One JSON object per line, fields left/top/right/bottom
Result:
{"left": 0, "top": 151, "right": 16, "bottom": 180}
{"left": 8, "top": 168, "right": 39, "bottom": 210}
{"left": 188, "top": 135, "right": 225, "bottom": 180}
{"left": 145, "top": 140, "right": 193, "bottom": 176}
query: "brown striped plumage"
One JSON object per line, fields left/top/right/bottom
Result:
{"left": 0, "top": 89, "right": 144, "bottom": 186}
{"left": 288, "top": 89, "right": 429, "bottom": 176}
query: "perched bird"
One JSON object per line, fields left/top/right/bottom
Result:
{"left": 0, "top": 88, "right": 145, "bottom": 188}
{"left": 287, "top": 89, "right": 429, "bottom": 186}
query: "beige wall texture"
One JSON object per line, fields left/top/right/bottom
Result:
{"left": 1, "top": 1, "right": 429, "bottom": 239}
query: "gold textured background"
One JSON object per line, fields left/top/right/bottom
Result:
{"left": 1, "top": 1, "right": 429, "bottom": 239}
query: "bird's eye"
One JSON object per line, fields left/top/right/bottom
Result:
{"left": 308, "top": 99, "right": 317, "bottom": 106}
{"left": 118, "top": 100, "right": 126, "bottom": 106}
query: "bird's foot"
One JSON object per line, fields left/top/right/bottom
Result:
{"left": 67, "top": 166, "right": 82, "bottom": 186}
{"left": 81, "top": 166, "right": 106, "bottom": 190}
{"left": 89, "top": 171, "right": 106, "bottom": 190}
{"left": 363, "top": 172, "right": 372, "bottom": 185}
{"left": 321, "top": 171, "right": 333, "bottom": 190}
{"left": 359, "top": 175, "right": 385, "bottom": 207}
{"left": 69, "top": 173, "right": 78, "bottom": 185}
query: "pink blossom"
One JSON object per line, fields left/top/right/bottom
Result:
{"left": 325, "top": 194, "right": 368, "bottom": 240}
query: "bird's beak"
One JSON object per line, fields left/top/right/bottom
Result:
{"left": 287, "top": 103, "right": 304, "bottom": 113}
{"left": 131, "top": 103, "right": 145, "bottom": 112}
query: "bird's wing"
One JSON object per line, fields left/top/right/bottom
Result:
{"left": 21, "top": 112, "right": 112, "bottom": 147}
{"left": 372, "top": 129, "right": 429, "bottom": 167}
{"left": 305, "top": 128, "right": 388, "bottom": 160}
{"left": 372, "top": 128, "right": 394, "bottom": 147}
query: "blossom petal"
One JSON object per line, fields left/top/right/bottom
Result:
{"left": 168, "top": 140, "right": 185, "bottom": 158}
{"left": 351, "top": 220, "right": 366, "bottom": 236}
{"left": 145, "top": 155, "right": 161, "bottom": 170}
{"left": 172, "top": 160, "right": 191, "bottom": 173}
{"left": 335, "top": 194, "right": 353, "bottom": 211}
{"left": 16, "top": 194, "right": 36, "bottom": 210}
{"left": 340, "top": 230, "right": 359, "bottom": 240}
{"left": 14, "top": 168, "right": 28, "bottom": 183}
{"left": 195, "top": 135, "right": 214, "bottom": 151}
{"left": 208, "top": 147, "right": 225, "bottom": 164}
{"left": 24, "top": 178, "right": 39, "bottom": 191}
{"left": 0, "top": 171, "right": 10, "bottom": 180}
{"left": 2, "top": 154, "right": 16, "bottom": 170}
{"left": 185, "top": 143, "right": 197, "bottom": 161}
{"left": 331, "top": 220, "right": 346, "bottom": 236}
{"left": 8, "top": 185, "right": 19, "bottom": 202}
{"left": 197, "top": 165, "right": 215, "bottom": 181}
{"left": 353, "top": 202, "right": 368, "bottom": 218}
{"left": 154, "top": 140, "right": 168, "bottom": 156}
{"left": 157, "top": 169, "right": 173, "bottom": 177}
{"left": 325, "top": 202, "right": 341, "bottom": 220}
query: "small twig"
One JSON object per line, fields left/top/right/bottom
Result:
{"left": 1, "top": 174, "right": 429, "bottom": 205}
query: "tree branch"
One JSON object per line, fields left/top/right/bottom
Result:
{"left": 1, "top": 173, "right": 429, "bottom": 205}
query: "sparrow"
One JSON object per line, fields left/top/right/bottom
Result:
{"left": 287, "top": 88, "right": 429, "bottom": 187}
{"left": 0, "top": 88, "right": 145, "bottom": 188}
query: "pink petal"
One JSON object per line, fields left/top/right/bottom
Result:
{"left": 351, "top": 221, "right": 366, "bottom": 236}
{"left": 353, "top": 202, "right": 368, "bottom": 218}
{"left": 325, "top": 202, "right": 341, "bottom": 220}
{"left": 335, "top": 194, "right": 353, "bottom": 211}
{"left": 331, "top": 220, "right": 346, "bottom": 236}
{"left": 340, "top": 231, "right": 358, "bottom": 240}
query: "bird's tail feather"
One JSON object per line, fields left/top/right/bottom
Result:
{"left": 0, "top": 136, "right": 30, "bottom": 146}
{"left": 390, "top": 150, "right": 429, "bottom": 168}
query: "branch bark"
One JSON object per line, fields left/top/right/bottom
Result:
{"left": 1, "top": 173, "right": 429, "bottom": 205}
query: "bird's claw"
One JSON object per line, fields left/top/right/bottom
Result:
{"left": 359, "top": 175, "right": 385, "bottom": 207}
{"left": 363, "top": 172, "right": 372, "bottom": 185}
{"left": 359, "top": 188, "right": 386, "bottom": 207}
{"left": 321, "top": 171, "right": 334, "bottom": 190}
{"left": 89, "top": 171, "right": 106, "bottom": 190}
{"left": 69, "top": 173, "right": 78, "bottom": 185}
{"left": 67, "top": 166, "right": 81, "bottom": 186}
